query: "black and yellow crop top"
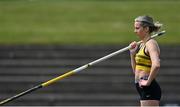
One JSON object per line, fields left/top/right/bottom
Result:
{"left": 135, "top": 44, "right": 151, "bottom": 72}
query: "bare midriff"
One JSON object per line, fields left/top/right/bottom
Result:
{"left": 135, "top": 70, "right": 150, "bottom": 83}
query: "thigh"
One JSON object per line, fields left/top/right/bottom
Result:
{"left": 141, "top": 100, "right": 160, "bottom": 106}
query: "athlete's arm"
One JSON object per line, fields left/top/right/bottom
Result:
{"left": 140, "top": 39, "right": 160, "bottom": 86}
{"left": 129, "top": 41, "right": 138, "bottom": 73}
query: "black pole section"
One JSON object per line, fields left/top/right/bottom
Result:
{"left": 0, "top": 85, "right": 42, "bottom": 106}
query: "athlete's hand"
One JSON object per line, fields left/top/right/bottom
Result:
{"left": 129, "top": 41, "right": 138, "bottom": 54}
{"left": 139, "top": 79, "right": 151, "bottom": 87}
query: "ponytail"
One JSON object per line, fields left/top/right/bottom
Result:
{"left": 149, "top": 21, "right": 163, "bottom": 33}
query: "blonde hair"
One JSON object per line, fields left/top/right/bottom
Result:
{"left": 135, "top": 15, "right": 163, "bottom": 33}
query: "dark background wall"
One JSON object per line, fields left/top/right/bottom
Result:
{"left": 0, "top": 45, "right": 179, "bottom": 106}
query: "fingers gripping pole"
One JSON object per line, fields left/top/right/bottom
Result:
{"left": 0, "top": 31, "right": 165, "bottom": 105}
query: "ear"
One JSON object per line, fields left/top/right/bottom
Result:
{"left": 144, "top": 26, "right": 149, "bottom": 33}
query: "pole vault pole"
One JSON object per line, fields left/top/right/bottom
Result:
{"left": 0, "top": 31, "right": 165, "bottom": 105}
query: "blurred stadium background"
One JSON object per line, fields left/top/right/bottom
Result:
{"left": 0, "top": 0, "right": 180, "bottom": 106}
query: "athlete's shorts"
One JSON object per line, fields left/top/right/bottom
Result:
{"left": 135, "top": 79, "right": 161, "bottom": 101}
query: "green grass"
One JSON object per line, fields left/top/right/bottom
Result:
{"left": 0, "top": 0, "right": 179, "bottom": 45}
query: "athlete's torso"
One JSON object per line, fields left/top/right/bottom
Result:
{"left": 135, "top": 43, "right": 151, "bottom": 82}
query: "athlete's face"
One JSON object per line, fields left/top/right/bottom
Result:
{"left": 134, "top": 21, "right": 146, "bottom": 38}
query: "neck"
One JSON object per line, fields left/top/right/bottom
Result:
{"left": 142, "top": 34, "right": 151, "bottom": 43}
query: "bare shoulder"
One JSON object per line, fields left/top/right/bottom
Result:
{"left": 146, "top": 39, "right": 159, "bottom": 47}
{"left": 146, "top": 39, "right": 160, "bottom": 54}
